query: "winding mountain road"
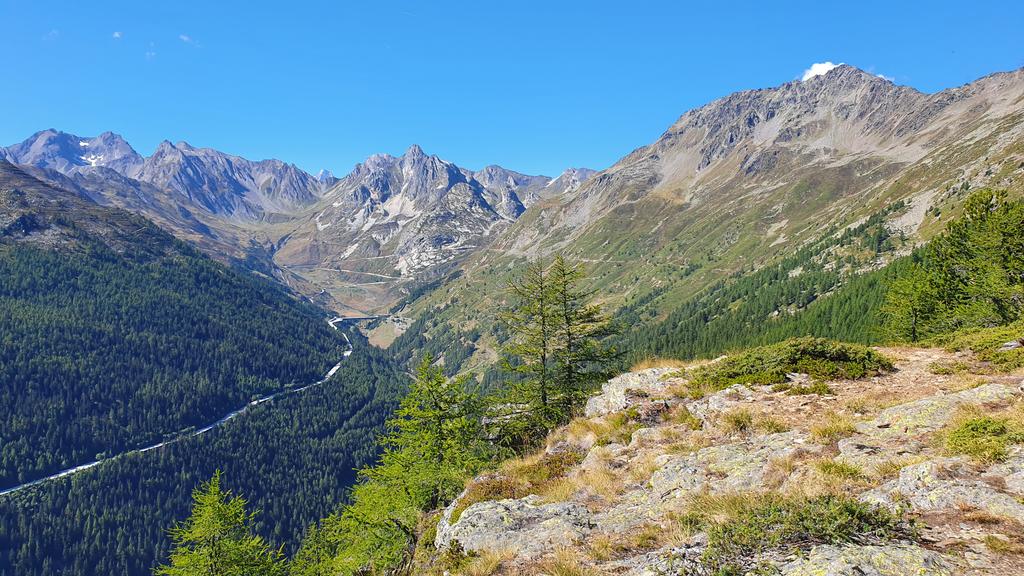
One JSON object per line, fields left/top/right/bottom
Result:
{"left": 0, "top": 317, "right": 357, "bottom": 499}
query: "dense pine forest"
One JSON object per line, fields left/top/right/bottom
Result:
{"left": 0, "top": 332, "right": 406, "bottom": 576}
{"left": 0, "top": 241, "right": 348, "bottom": 487}
{"left": 0, "top": 167, "right": 407, "bottom": 576}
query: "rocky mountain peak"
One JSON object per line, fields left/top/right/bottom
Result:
{"left": 404, "top": 143, "right": 426, "bottom": 159}
{"left": 3, "top": 129, "right": 144, "bottom": 176}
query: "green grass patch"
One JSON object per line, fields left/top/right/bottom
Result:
{"left": 816, "top": 459, "right": 865, "bottom": 480}
{"left": 786, "top": 381, "right": 834, "bottom": 396}
{"left": 944, "top": 415, "right": 1024, "bottom": 463}
{"left": 929, "top": 320, "right": 1024, "bottom": 373}
{"left": 678, "top": 493, "right": 915, "bottom": 575}
{"left": 679, "top": 338, "right": 892, "bottom": 396}
{"left": 810, "top": 413, "right": 858, "bottom": 444}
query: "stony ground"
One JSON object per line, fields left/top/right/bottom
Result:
{"left": 431, "top": 347, "right": 1024, "bottom": 575}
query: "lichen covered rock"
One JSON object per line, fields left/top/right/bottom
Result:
{"left": 862, "top": 458, "right": 1024, "bottom": 522}
{"left": 585, "top": 367, "right": 677, "bottom": 417}
{"left": 856, "top": 384, "right": 1016, "bottom": 439}
{"left": 779, "top": 544, "right": 957, "bottom": 576}
{"left": 434, "top": 495, "right": 592, "bottom": 559}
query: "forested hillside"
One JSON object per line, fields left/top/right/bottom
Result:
{"left": 0, "top": 332, "right": 406, "bottom": 576}
{"left": 0, "top": 161, "right": 347, "bottom": 487}
{"left": 0, "top": 162, "right": 408, "bottom": 576}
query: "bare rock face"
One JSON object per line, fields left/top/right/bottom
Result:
{"left": 433, "top": 346, "right": 1024, "bottom": 574}
{"left": 985, "top": 446, "right": 1024, "bottom": 494}
{"left": 434, "top": 495, "right": 592, "bottom": 559}
{"left": 862, "top": 458, "right": 1024, "bottom": 522}
{"left": 2, "top": 129, "right": 143, "bottom": 176}
{"left": 134, "top": 141, "right": 327, "bottom": 220}
{"left": 278, "top": 146, "right": 595, "bottom": 284}
{"left": 584, "top": 367, "right": 677, "bottom": 417}
{"left": 779, "top": 544, "right": 957, "bottom": 576}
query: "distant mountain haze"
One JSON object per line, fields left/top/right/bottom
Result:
{"left": 4, "top": 64, "right": 1022, "bottom": 317}
{"left": 2, "top": 130, "right": 593, "bottom": 313}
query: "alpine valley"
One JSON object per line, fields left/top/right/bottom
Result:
{"left": 2, "top": 62, "right": 1024, "bottom": 576}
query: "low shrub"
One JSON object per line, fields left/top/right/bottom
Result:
{"left": 681, "top": 338, "right": 892, "bottom": 395}
{"left": 929, "top": 320, "right": 1024, "bottom": 373}
{"left": 680, "top": 493, "right": 915, "bottom": 575}
{"left": 944, "top": 414, "right": 1024, "bottom": 463}
{"left": 786, "top": 381, "right": 834, "bottom": 396}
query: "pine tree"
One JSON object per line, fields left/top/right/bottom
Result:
{"left": 500, "top": 260, "right": 560, "bottom": 434}
{"left": 882, "top": 262, "right": 937, "bottom": 342}
{"left": 155, "top": 471, "right": 284, "bottom": 576}
{"left": 370, "top": 355, "right": 486, "bottom": 509}
{"left": 549, "top": 255, "right": 618, "bottom": 416}
{"left": 291, "top": 356, "right": 487, "bottom": 575}
{"left": 499, "top": 256, "right": 617, "bottom": 445}
{"left": 931, "top": 190, "right": 1024, "bottom": 328}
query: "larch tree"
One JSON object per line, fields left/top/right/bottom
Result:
{"left": 499, "top": 255, "right": 617, "bottom": 445}
{"left": 549, "top": 254, "right": 618, "bottom": 416}
{"left": 155, "top": 471, "right": 284, "bottom": 576}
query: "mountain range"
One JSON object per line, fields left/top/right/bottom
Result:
{"left": 385, "top": 64, "right": 1024, "bottom": 371}
{"left": 3, "top": 65, "right": 1023, "bottom": 324}
{"left": 2, "top": 129, "right": 593, "bottom": 313}
{"left": 4, "top": 63, "right": 1024, "bottom": 576}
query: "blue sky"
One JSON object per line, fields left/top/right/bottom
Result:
{"left": 2, "top": 1, "right": 1022, "bottom": 177}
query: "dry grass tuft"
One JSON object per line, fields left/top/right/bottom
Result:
{"left": 534, "top": 547, "right": 598, "bottom": 576}
{"left": 631, "top": 357, "right": 692, "bottom": 371}
{"left": 984, "top": 534, "right": 1024, "bottom": 555}
{"left": 756, "top": 415, "right": 790, "bottom": 434}
{"left": 810, "top": 412, "right": 857, "bottom": 444}
{"left": 458, "top": 549, "right": 516, "bottom": 576}
{"left": 721, "top": 408, "right": 755, "bottom": 434}
{"left": 627, "top": 451, "right": 663, "bottom": 484}
{"left": 873, "top": 455, "right": 927, "bottom": 480}
{"left": 666, "top": 404, "right": 703, "bottom": 430}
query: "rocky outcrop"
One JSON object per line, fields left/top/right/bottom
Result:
{"left": 434, "top": 495, "right": 592, "bottom": 559}
{"left": 779, "top": 544, "right": 957, "bottom": 576}
{"left": 863, "top": 458, "right": 1024, "bottom": 522}
{"left": 434, "top": 348, "right": 1024, "bottom": 574}
{"left": 584, "top": 367, "right": 677, "bottom": 417}
{"left": 855, "top": 383, "right": 1018, "bottom": 439}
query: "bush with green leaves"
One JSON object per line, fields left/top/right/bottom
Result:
{"left": 928, "top": 319, "right": 1024, "bottom": 373}
{"left": 944, "top": 415, "right": 1024, "bottom": 463}
{"left": 681, "top": 337, "right": 892, "bottom": 394}
{"left": 677, "top": 494, "right": 915, "bottom": 575}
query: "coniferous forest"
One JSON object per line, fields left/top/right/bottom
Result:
{"left": 0, "top": 332, "right": 405, "bottom": 576}
{"left": 0, "top": 240, "right": 347, "bottom": 487}
{"left": 0, "top": 170, "right": 407, "bottom": 576}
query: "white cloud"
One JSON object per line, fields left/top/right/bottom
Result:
{"left": 145, "top": 50, "right": 157, "bottom": 59}
{"left": 801, "top": 61, "right": 842, "bottom": 81}
{"left": 112, "top": 31, "right": 123, "bottom": 39}
{"left": 42, "top": 29, "right": 60, "bottom": 41}
{"left": 877, "top": 73, "right": 895, "bottom": 82}
{"left": 179, "top": 34, "right": 193, "bottom": 44}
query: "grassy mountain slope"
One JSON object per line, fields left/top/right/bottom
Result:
{"left": 0, "top": 332, "right": 406, "bottom": 576}
{"left": 0, "top": 161, "right": 350, "bottom": 487}
{"left": 384, "top": 67, "right": 1024, "bottom": 376}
